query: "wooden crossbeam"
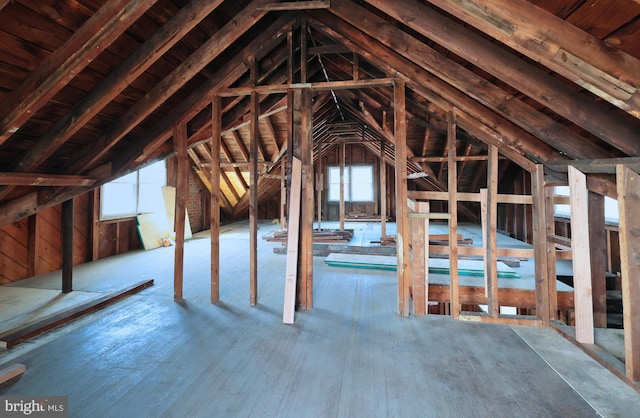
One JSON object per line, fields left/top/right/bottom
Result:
{"left": 546, "top": 157, "right": 640, "bottom": 174}
{"left": 216, "top": 78, "right": 396, "bottom": 96}
{"left": 0, "top": 173, "right": 95, "bottom": 187}
{"left": 411, "top": 155, "right": 506, "bottom": 162}
{"left": 259, "top": 1, "right": 330, "bottom": 10}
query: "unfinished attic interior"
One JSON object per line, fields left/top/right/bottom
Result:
{"left": 1, "top": 0, "right": 640, "bottom": 414}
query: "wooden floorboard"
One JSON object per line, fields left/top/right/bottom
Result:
{"left": 0, "top": 221, "right": 636, "bottom": 416}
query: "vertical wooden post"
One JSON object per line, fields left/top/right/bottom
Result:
{"left": 616, "top": 164, "right": 640, "bottom": 381}
{"left": 61, "top": 199, "right": 73, "bottom": 294}
{"left": 280, "top": 159, "right": 286, "bottom": 229}
{"left": 174, "top": 123, "right": 188, "bottom": 302}
{"left": 532, "top": 164, "right": 551, "bottom": 325}
{"left": 316, "top": 144, "right": 323, "bottom": 230}
{"left": 568, "top": 166, "right": 594, "bottom": 344}
{"left": 486, "top": 145, "right": 499, "bottom": 317}
{"left": 211, "top": 96, "right": 221, "bottom": 304}
{"left": 588, "top": 191, "right": 607, "bottom": 328}
{"left": 90, "top": 188, "right": 100, "bottom": 261}
{"left": 380, "top": 140, "right": 387, "bottom": 238}
{"left": 544, "top": 185, "right": 558, "bottom": 320}
{"left": 447, "top": 110, "right": 459, "bottom": 319}
{"left": 410, "top": 201, "right": 429, "bottom": 316}
{"left": 287, "top": 28, "right": 294, "bottom": 84}
{"left": 300, "top": 22, "right": 308, "bottom": 83}
{"left": 27, "top": 214, "right": 37, "bottom": 277}
{"left": 339, "top": 141, "right": 345, "bottom": 232}
{"left": 395, "top": 79, "right": 410, "bottom": 317}
{"left": 299, "top": 88, "right": 314, "bottom": 309}
{"left": 249, "top": 61, "right": 259, "bottom": 307}
{"left": 421, "top": 201, "right": 430, "bottom": 314}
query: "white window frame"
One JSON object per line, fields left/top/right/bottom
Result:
{"left": 100, "top": 160, "right": 167, "bottom": 220}
{"left": 328, "top": 165, "right": 374, "bottom": 203}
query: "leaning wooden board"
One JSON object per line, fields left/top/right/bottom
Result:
{"left": 324, "top": 253, "right": 520, "bottom": 278}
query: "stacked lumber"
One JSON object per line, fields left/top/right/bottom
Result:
{"left": 265, "top": 229, "right": 354, "bottom": 243}
{"left": 372, "top": 233, "right": 474, "bottom": 246}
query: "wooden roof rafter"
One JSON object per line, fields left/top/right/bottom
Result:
{"left": 363, "top": 0, "right": 640, "bottom": 156}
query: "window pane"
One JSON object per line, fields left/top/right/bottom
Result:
{"left": 328, "top": 166, "right": 349, "bottom": 201}
{"left": 138, "top": 161, "right": 166, "bottom": 213}
{"left": 139, "top": 160, "right": 166, "bottom": 184}
{"left": 101, "top": 182, "right": 136, "bottom": 218}
{"left": 554, "top": 186, "right": 570, "bottom": 216}
{"left": 350, "top": 166, "right": 373, "bottom": 201}
{"left": 138, "top": 184, "right": 165, "bottom": 214}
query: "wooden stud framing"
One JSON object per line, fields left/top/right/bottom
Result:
{"left": 173, "top": 123, "right": 188, "bottom": 302}
{"left": 395, "top": 80, "right": 410, "bottom": 317}
{"left": 616, "top": 164, "right": 640, "bottom": 381}
{"left": 568, "top": 166, "right": 594, "bottom": 344}
{"left": 532, "top": 164, "right": 551, "bottom": 325}
{"left": 447, "top": 110, "right": 459, "bottom": 319}
{"left": 61, "top": 199, "right": 74, "bottom": 294}
{"left": 211, "top": 96, "right": 221, "bottom": 304}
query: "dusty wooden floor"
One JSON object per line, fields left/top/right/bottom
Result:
{"left": 1, "top": 221, "right": 639, "bottom": 417}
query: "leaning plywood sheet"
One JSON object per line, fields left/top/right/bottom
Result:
{"left": 162, "top": 186, "right": 192, "bottom": 240}
{"left": 137, "top": 213, "right": 171, "bottom": 250}
{"left": 325, "top": 253, "right": 520, "bottom": 278}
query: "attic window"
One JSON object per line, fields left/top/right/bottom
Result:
{"left": 100, "top": 160, "right": 166, "bottom": 220}
{"left": 554, "top": 186, "right": 619, "bottom": 223}
{"left": 328, "top": 165, "right": 374, "bottom": 202}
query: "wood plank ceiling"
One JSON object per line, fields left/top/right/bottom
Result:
{"left": 0, "top": 0, "right": 638, "bottom": 225}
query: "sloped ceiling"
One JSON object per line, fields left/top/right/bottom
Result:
{"left": 0, "top": 0, "right": 638, "bottom": 225}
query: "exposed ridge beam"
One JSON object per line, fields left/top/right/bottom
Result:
{"left": 0, "top": 0, "right": 157, "bottom": 145}
{"left": 69, "top": 0, "right": 273, "bottom": 175}
{"left": 364, "top": 0, "right": 640, "bottom": 156}
{"left": 425, "top": 0, "right": 640, "bottom": 119}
